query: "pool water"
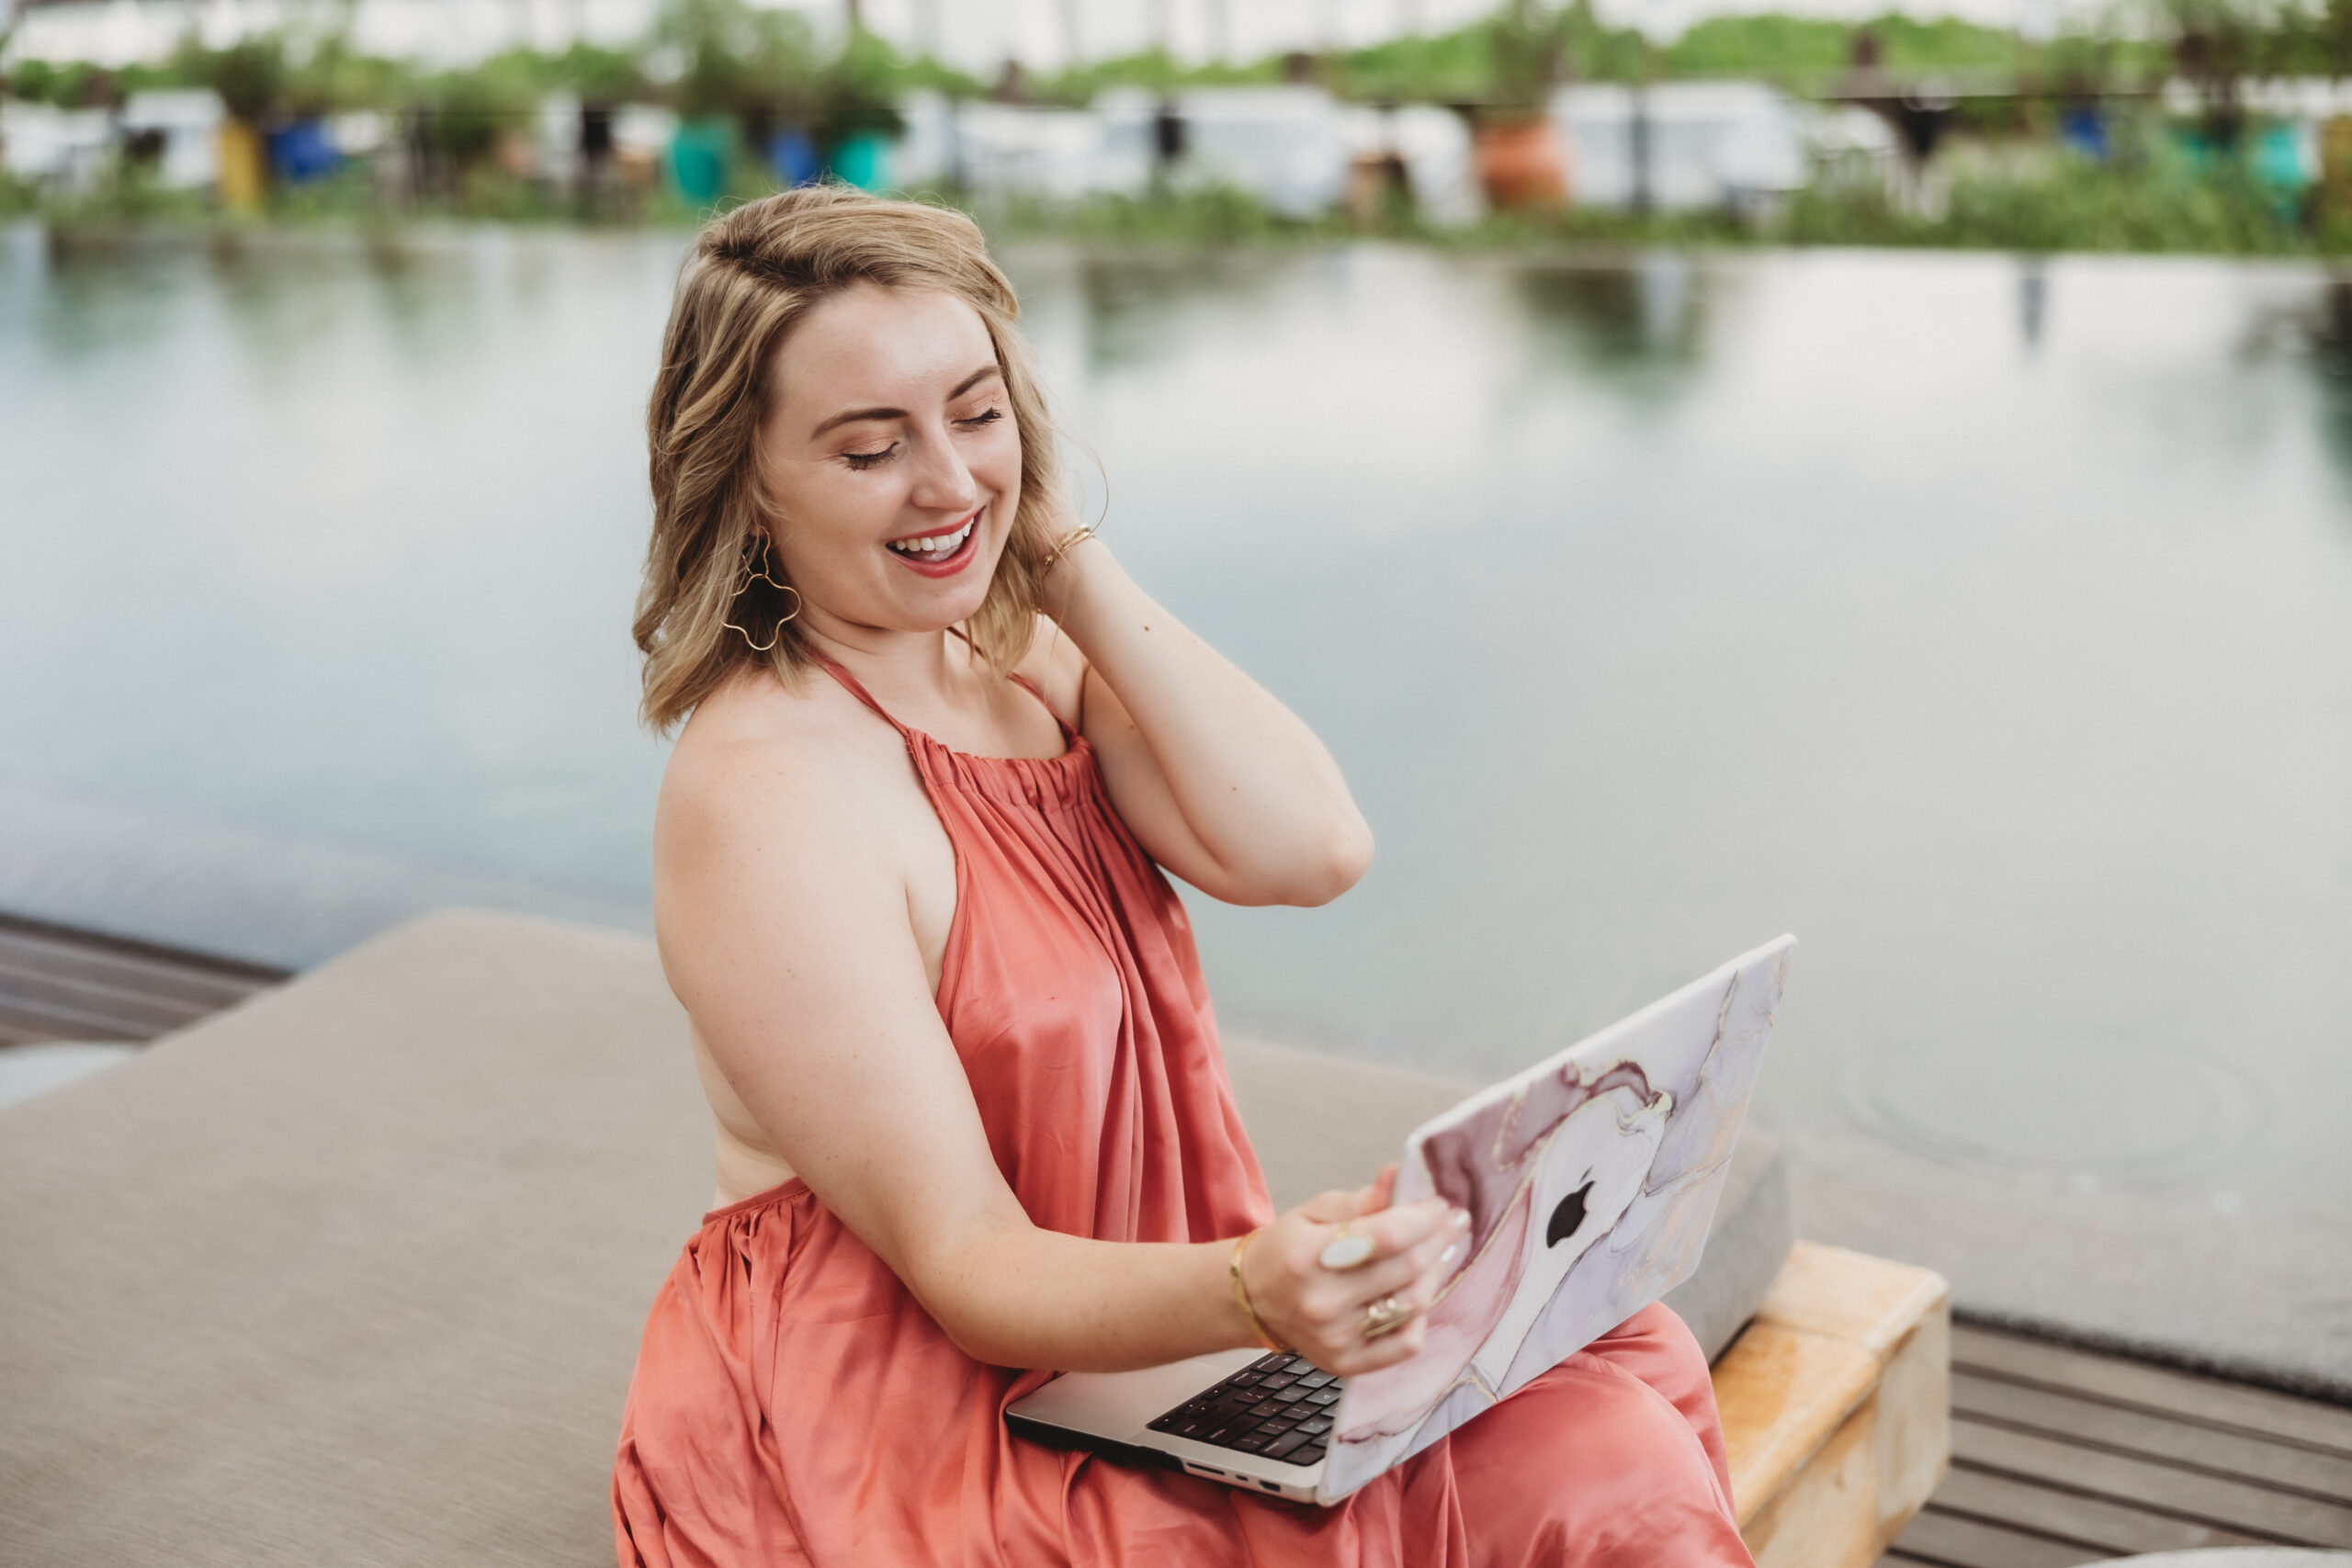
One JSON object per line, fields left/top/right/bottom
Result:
{"left": 4, "top": 224, "right": 2347, "bottom": 1222}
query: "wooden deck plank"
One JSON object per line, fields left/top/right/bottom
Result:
{"left": 0, "top": 995, "right": 160, "bottom": 1043}
{"left": 0, "top": 915, "right": 285, "bottom": 978}
{"left": 0, "top": 1013, "right": 137, "bottom": 1047}
{"left": 1930, "top": 1463, "right": 2270, "bottom": 1556}
{"left": 0, "top": 916, "right": 283, "bottom": 1046}
{"left": 0, "top": 926, "right": 279, "bottom": 998}
{"left": 1954, "top": 1370, "right": 2352, "bottom": 1501}
{"left": 1953, "top": 1415, "right": 2352, "bottom": 1545}
{"left": 1955, "top": 1323, "right": 2352, "bottom": 1458}
{"left": 0, "top": 965, "right": 226, "bottom": 1034}
{"left": 0, "top": 944, "right": 263, "bottom": 1012}
{"left": 1886, "top": 1506, "right": 2107, "bottom": 1568}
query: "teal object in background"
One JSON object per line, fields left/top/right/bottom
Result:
{"left": 670, "top": 119, "right": 734, "bottom": 204}
{"left": 829, "top": 131, "right": 890, "bottom": 191}
{"left": 2253, "top": 121, "right": 2312, "bottom": 188}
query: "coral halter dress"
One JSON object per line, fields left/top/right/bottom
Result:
{"left": 611, "top": 660, "right": 1756, "bottom": 1568}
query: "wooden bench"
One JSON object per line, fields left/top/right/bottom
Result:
{"left": 1716, "top": 1241, "right": 1952, "bottom": 1568}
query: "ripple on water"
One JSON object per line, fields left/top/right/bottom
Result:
{"left": 1842, "top": 1032, "right": 2261, "bottom": 1192}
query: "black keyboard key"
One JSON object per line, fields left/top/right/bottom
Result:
{"left": 1148, "top": 1358, "right": 1350, "bottom": 1461}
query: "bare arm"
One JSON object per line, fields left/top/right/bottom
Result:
{"left": 1034, "top": 538, "right": 1374, "bottom": 908}
{"left": 656, "top": 739, "right": 1453, "bottom": 1374}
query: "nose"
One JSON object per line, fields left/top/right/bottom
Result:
{"left": 907, "top": 421, "right": 980, "bottom": 515}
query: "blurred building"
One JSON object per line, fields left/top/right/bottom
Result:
{"left": 1551, "top": 81, "right": 1806, "bottom": 213}
{"left": 899, "top": 84, "right": 1479, "bottom": 224}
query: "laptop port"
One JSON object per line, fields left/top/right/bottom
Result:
{"left": 1258, "top": 1481, "right": 1280, "bottom": 1492}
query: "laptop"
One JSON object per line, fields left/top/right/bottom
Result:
{"left": 1006, "top": 934, "right": 1795, "bottom": 1505}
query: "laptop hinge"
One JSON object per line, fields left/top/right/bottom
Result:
{"left": 1004, "top": 1413, "right": 1185, "bottom": 1475}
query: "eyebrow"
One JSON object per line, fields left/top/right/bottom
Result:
{"left": 808, "top": 364, "right": 1003, "bottom": 438}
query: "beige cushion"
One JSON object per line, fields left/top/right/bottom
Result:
{"left": 0, "top": 909, "right": 1791, "bottom": 1566}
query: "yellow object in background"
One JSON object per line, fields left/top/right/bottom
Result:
{"left": 217, "top": 119, "right": 265, "bottom": 212}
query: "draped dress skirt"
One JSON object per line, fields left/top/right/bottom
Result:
{"left": 612, "top": 662, "right": 1757, "bottom": 1568}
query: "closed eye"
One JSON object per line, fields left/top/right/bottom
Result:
{"left": 842, "top": 444, "right": 899, "bottom": 470}
{"left": 958, "top": 407, "right": 1004, "bottom": 429}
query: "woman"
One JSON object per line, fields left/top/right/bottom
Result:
{"left": 613, "top": 186, "right": 1753, "bottom": 1568}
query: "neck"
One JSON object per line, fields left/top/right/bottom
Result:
{"left": 800, "top": 618, "right": 974, "bottom": 705}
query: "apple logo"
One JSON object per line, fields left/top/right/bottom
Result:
{"left": 1545, "top": 1181, "right": 1593, "bottom": 1248}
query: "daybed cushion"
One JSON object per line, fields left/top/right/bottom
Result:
{"left": 0, "top": 909, "right": 1792, "bottom": 1567}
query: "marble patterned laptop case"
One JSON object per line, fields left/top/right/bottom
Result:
{"left": 1317, "top": 935, "right": 1796, "bottom": 1503}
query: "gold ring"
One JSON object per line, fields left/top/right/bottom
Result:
{"left": 1318, "top": 1224, "right": 1375, "bottom": 1272}
{"left": 1363, "top": 1294, "right": 1409, "bottom": 1339}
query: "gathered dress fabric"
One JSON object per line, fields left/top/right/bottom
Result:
{"left": 612, "top": 661, "right": 1756, "bottom": 1568}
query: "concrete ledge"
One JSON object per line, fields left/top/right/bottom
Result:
{"left": 1714, "top": 1241, "right": 1953, "bottom": 1568}
{"left": 1784, "top": 1123, "right": 2352, "bottom": 1404}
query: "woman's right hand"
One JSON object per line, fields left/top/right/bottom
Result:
{"left": 1238, "top": 1165, "right": 1471, "bottom": 1377}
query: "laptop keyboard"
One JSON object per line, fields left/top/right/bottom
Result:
{"left": 1146, "top": 1352, "right": 1340, "bottom": 1468}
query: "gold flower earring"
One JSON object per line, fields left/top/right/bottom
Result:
{"left": 725, "top": 535, "right": 802, "bottom": 652}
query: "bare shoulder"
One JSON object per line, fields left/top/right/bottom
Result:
{"left": 655, "top": 666, "right": 915, "bottom": 897}
{"left": 1012, "top": 614, "right": 1090, "bottom": 730}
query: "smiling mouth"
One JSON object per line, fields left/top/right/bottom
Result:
{"left": 886, "top": 513, "right": 979, "bottom": 571}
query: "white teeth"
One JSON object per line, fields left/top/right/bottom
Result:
{"left": 889, "top": 518, "right": 975, "bottom": 558}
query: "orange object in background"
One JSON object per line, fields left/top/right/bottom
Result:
{"left": 1474, "top": 118, "right": 1568, "bottom": 211}
{"left": 217, "top": 119, "right": 265, "bottom": 212}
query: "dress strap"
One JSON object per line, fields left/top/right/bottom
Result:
{"left": 817, "top": 656, "right": 1076, "bottom": 748}
{"left": 815, "top": 657, "right": 910, "bottom": 737}
{"left": 1006, "top": 672, "right": 1079, "bottom": 746}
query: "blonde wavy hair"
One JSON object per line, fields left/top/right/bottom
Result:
{"left": 634, "top": 186, "right": 1062, "bottom": 733}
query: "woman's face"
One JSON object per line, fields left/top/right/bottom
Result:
{"left": 756, "top": 282, "right": 1023, "bottom": 646}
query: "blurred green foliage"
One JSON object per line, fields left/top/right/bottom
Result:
{"left": 6, "top": 0, "right": 2352, "bottom": 255}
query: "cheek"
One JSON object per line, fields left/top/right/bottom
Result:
{"left": 766, "top": 466, "right": 890, "bottom": 578}
{"left": 978, "top": 425, "right": 1024, "bottom": 507}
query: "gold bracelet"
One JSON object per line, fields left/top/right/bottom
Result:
{"left": 1038, "top": 525, "right": 1095, "bottom": 579}
{"left": 1229, "top": 1228, "right": 1288, "bottom": 1353}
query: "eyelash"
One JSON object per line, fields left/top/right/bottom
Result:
{"left": 842, "top": 407, "right": 1004, "bottom": 470}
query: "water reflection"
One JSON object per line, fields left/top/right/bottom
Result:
{"left": 1510, "top": 252, "right": 1707, "bottom": 369}
{"left": 2018, "top": 261, "right": 2047, "bottom": 349}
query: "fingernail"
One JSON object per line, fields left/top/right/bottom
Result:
{"left": 1440, "top": 1240, "right": 1464, "bottom": 1268}
{"left": 1450, "top": 1207, "right": 1471, "bottom": 1230}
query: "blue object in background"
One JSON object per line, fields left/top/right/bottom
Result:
{"left": 670, "top": 119, "right": 733, "bottom": 204}
{"left": 767, "top": 127, "right": 820, "bottom": 186}
{"left": 2253, "top": 121, "right": 2312, "bottom": 188}
{"left": 266, "top": 120, "right": 340, "bottom": 184}
{"left": 828, "top": 131, "right": 890, "bottom": 191}
{"left": 2060, "top": 107, "right": 2108, "bottom": 160}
